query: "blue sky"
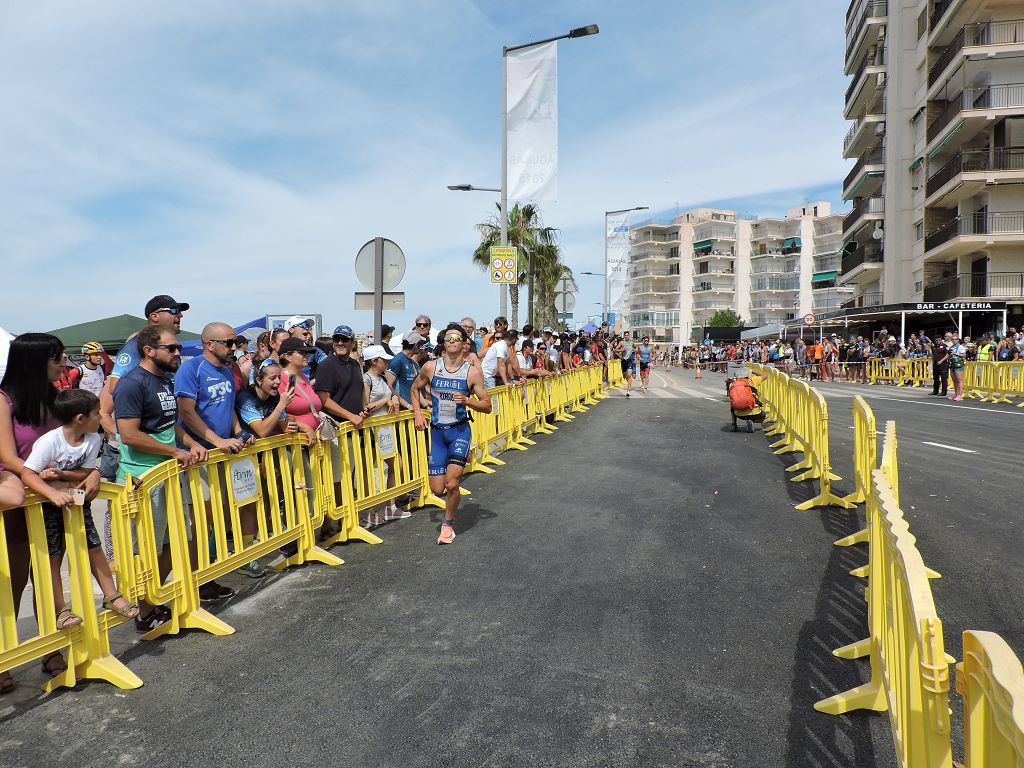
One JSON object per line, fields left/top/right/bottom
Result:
{"left": 0, "top": 0, "right": 849, "bottom": 336}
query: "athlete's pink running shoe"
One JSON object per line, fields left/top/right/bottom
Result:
{"left": 437, "top": 524, "right": 456, "bottom": 545}
{"left": 952, "top": 395, "right": 964, "bottom": 401}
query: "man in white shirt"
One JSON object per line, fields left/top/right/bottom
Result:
{"left": 481, "top": 330, "right": 511, "bottom": 388}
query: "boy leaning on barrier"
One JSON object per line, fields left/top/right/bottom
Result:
{"left": 21, "top": 389, "right": 140, "bottom": 629}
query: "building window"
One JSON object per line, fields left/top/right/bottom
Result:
{"left": 914, "top": 220, "right": 924, "bottom": 241}
{"left": 917, "top": 10, "right": 926, "bottom": 39}
{"left": 914, "top": 280, "right": 923, "bottom": 293}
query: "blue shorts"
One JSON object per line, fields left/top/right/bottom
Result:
{"left": 428, "top": 423, "right": 472, "bottom": 476}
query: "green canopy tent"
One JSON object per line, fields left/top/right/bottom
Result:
{"left": 47, "top": 315, "right": 201, "bottom": 352}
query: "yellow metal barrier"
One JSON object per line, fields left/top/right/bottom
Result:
{"left": 816, "top": 464, "right": 955, "bottom": 768}
{"left": 834, "top": 396, "right": 876, "bottom": 550}
{"left": 1, "top": 486, "right": 143, "bottom": 691}
{"left": 957, "top": 631, "right": 1024, "bottom": 767}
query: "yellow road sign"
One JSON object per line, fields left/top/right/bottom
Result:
{"left": 489, "top": 247, "right": 518, "bottom": 283}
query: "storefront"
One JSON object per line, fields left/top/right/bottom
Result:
{"left": 783, "top": 301, "right": 1010, "bottom": 342}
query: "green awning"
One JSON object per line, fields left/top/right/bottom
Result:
{"left": 909, "top": 156, "right": 924, "bottom": 172}
{"left": 692, "top": 238, "right": 714, "bottom": 250}
{"left": 927, "top": 121, "right": 964, "bottom": 159}
{"left": 48, "top": 314, "right": 202, "bottom": 351}
{"left": 783, "top": 237, "right": 802, "bottom": 248}
{"left": 844, "top": 176, "right": 867, "bottom": 200}
{"left": 812, "top": 271, "right": 839, "bottom": 283}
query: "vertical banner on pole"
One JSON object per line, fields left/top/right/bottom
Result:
{"left": 506, "top": 42, "right": 558, "bottom": 202}
{"left": 606, "top": 211, "right": 633, "bottom": 329}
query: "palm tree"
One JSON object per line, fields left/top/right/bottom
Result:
{"left": 533, "top": 242, "right": 574, "bottom": 330}
{"left": 473, "top": 203, "right": 558, "bottom": 327}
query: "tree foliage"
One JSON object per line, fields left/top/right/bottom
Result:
{"left": 706, "top": 309, "right": 744, "bottom": 328}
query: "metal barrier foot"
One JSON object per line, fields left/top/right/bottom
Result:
{"left": 64, "top": 655, "right": 144, "bottom": 691}
{"left": 834, "top": 526, "right": 869, "bottom": 546}
{"left": 346, "top": 525, "right": 384, "bottom": 545}
{"left": 839, "top": 489, "right": 867, "bottom": 507}
{"left": 274, "top": 544, "right": 345, "bottom": 570}
{"left": 850, "top": 565, "right": 868, "bottom": 578}
{"left": 814, "top": 679, "right": 887, "bottom": 714}
{"left": 143, "top": 607, "right": 235, "bottom": 640}
{"left": 833, "top": 636, "right": 870, "bottom": 660}
{"left": 482, "top": 456, "right": 506, "bottom": 466}
{"left": 794, "top": 492, "right": 857, "bottom": 511}
{"left": 789, "top": 467, "right": 820, "bottom": 482}
{"left": 458, "top": 487, "right": 471, "bottom": 496}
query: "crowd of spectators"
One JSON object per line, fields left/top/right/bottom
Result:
{"left": 0, "top": 295, "right": 621, "bottom": 688}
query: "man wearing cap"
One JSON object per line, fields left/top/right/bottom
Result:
{"left": 98, "top": 295, "right": 189, "bottom": 564}
{"left": 386, "top": 330, "right": 428, "bottom": 410}
{"left": 314, "top": 325, "right": 368, "bottom": 428}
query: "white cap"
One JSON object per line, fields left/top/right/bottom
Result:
{"left": 362, "top": 344, "right": 393, "bottom": 362}
{"left": 284, "top": 315, "right": 313, "bottom": 331}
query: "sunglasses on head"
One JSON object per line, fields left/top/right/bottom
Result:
{"left": 258, "top": 358, "right": 280, "bottom": 371}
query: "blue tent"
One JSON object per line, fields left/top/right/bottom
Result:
{"left": 581, "top": 322, "right": 599, "bottom": 334}
{"left": 179, "top": 317, "right": 266, "bottom": 359}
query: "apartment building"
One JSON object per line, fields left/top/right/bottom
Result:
{"left": 841, "top": 0, "right": 1024, "bottom": 323}
{"left": 625, "top": 203, "right": 848, "bottom": 343}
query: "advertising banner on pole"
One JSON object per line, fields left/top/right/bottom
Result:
{"left": 606, "top": 211, "right": 633, "bottom": 327}
{"left": 506, "top": 42, "right": 558, "bottom": 202}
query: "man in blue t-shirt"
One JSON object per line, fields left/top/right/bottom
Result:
{"left": 386, "top": 330, "right": 427, "bottom": 409}
{"left": 175, "top": 322, "right": 250, "bottom": 451}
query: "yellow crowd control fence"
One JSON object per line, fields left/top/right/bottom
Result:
{"left": 750, "top": 363, "right": 853, "bottom": 510}
{"left": 957, "top": 631, "right": 1024, "bottom": 766}
{"left": 867, "top": 359, "right": 1024, "bottom": 405}
{"left": 1, "top": 362, "right": 619, "bottom": 692}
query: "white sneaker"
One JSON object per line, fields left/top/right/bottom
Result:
{"left": 384, "top": 505, "right": 411, "bottom": 521}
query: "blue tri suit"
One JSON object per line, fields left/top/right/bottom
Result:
{"left": 428, "top": 360, "right": 472, "bottom": 476}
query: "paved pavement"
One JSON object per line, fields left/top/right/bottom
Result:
{"left": 1, "top": 372, "right": 927, "bottom": 767}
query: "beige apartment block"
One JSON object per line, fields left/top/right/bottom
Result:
{"left": 842, "top": 0, "right": 1024, "bottom": 318}
{"left": 625, "top": 203, "right": 848, "bottom": 343}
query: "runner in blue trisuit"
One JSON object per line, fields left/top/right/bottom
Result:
{"left": 411, "top": 323, "right": 492, "bottom": 545}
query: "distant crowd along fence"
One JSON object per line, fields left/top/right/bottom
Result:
{"left": 867, "top": 358, "right": 1024, "bottom": 404}
{"left": 749, "top": 363, "right": 1024, "bottom": 768}
{"left": 0, "top": 363, "right": 624, "bottom": 693}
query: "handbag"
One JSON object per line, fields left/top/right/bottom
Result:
{"left": 289, "top": 373, "right": 341, "bottom": 441}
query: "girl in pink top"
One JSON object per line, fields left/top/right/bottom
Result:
{"left": 277, "top": 345, "right": 323, "bottom": 431}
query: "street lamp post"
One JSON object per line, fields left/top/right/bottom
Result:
{"left": 451, "top": 24, "right": 599, "bottom": 324}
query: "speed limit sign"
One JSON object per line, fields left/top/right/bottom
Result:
{"left": 803, "top": 313, "right": 816, "bottom": 326}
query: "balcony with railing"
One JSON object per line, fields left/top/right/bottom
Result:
{"left": 843, "top": 146, "right": 885, "bottom": 194}
{"left": 814, "top": 220, "right": 844, "bottom": 236}
{"left": 841, "top": 291, "right": 884, "bottom": 309}
{"left": 844, "top": 96, "right": 887, "bottom": 156}
{"left": 813, "top": 287, "right": 857, "bottom": 310}
{"left": 751, "top": 277, "right": 800, "bottom": 292}
{"left": 840, "top": 243, "right": 883, "bottom": 276}
{"left": 629, "top": 250, "right": 670, "bottom": 263}
{"left": 751, "top": 258, "right": 797, "bottom": 275}
{"left": 846, "top": 1, "right": 888, "bottom": 66}
{"left": 926, "top": 147, "right": 1024, "bottom": 199}
{"left": 843, "top": 196, "right": 884, "bottom": 233}
{"left": 693, "top": 279, "right": 735, "bottom": 294}
{"left": 631, "top": 231, "right": 680, "bottom": 245}
{"left": 928, "top": 83, "right": 1024, "bottom": 145}
{"left": 692, "top": 222, "right": 737, "bottom": 242}
{"left": 923, "top": 271, "right": 1024, "bottom": 301}
{"left": 815, "top": 254, "right": 842, "bottom": 273}
{"left": 925, "top": 211, "right": 1024, "bottom": 253}
{"left": 846, "top": 45, "right": 887, "bottom": 107}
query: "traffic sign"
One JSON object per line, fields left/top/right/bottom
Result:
{"left": 803, "top": 313, "right": 816, "bottom": 326}
{"left": 557, "top": 313, "right": 573, "bottom": 320}
{"left": 489, "top": 247, "right": 519, "bottom": 283}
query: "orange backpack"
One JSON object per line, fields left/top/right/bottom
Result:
{"left": 728, "top": 378, "right": 756, "bottom": 410}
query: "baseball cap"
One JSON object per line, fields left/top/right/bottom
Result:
{"left": 283, "top": 315, "right": 314, "bottom": 331}
{"left": 362, "top": 344, "right": 393, "bottom": 362}
{"left": 332, "top": 324, "right": 355, "bottom": 339}
{"left": 381, "top": 324, "right": 396, "bottom": 337}
{"left": 402, "top": 330, "right": 426, "bottom": 346}
{"left": 542, "top": 326, "right": 554, "bottom": 333}
{"left": 144, "top": 295, "right": 190, "bottom": 316}
{"left": 278, "top": 338, "right": 316, "bottom": 355}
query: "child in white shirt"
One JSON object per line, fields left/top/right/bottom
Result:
{"left": 22, "top": 389, "right": 138, "bottom": 628}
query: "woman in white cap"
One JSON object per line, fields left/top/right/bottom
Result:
{"left": 362, "top": 345, "right": 407, "bottom": 526}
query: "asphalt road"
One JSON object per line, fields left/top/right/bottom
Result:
{"left": 2, "top": 372, "right": 915, "bottom": 768}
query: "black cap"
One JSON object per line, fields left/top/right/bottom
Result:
{"left": 145, "top": 295, "right": 190, "bottom": 316}
{"left": 381, "top": 324, "right": 396, "bottom": 337}
{"left": 278, "top": 337, "right": 316, "bottom": 356}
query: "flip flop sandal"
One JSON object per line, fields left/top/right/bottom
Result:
{"left": 41, "top": 652, "right": 67, "bottom": 677}
{"left": 102, "top": 592, "right": 140, "bottom": 619}
{"left": 56, "top": 608, "right": 83, "bottom": 630}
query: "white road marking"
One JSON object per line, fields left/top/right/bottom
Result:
{"left": 921, "top": 441, "right": 977, "bottom": 454}
{"left": 703, "top": 397, "right": 718, "bottom": 402}
{"left": 855, "top": 393, "right": 1024, "bottom": 417}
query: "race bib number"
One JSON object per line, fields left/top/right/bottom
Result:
{"left": 437, "top": 399, "right": 457, "bottom": 424}
{"left": 377, "top": 424, "right": 397, "bottom": 459}
{"left": 230, "top": 458, "right": 260, "bottom": 504}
